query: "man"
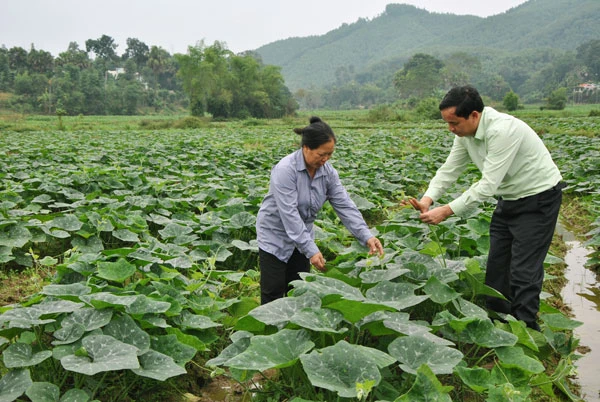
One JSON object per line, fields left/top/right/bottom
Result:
{"left": 407, "top": 85, "right": 563, "bottom": 331}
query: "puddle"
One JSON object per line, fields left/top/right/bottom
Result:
{"left": 557, "top": 224, "right": 600, "bottom": 402}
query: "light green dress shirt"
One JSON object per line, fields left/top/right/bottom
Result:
{"left": 424, "top": 107, "right": 562, "bottom": 217}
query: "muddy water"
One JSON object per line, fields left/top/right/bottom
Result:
{"left": 558, "top": 225, "right": 600, "bottom": 402}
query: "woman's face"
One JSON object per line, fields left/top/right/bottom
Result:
{"left": 303, "top": 140, "right": 335, "bottom": 171}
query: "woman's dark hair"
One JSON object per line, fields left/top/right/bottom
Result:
{"left": 293, "top": 116, "right": 336, "bottom": 149}
{"left": 439, "top": 85, "right": 484, "bottom": 118}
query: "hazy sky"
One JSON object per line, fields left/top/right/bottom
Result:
{"left": 2, "top": 0, "right": 529, "bottom": 56}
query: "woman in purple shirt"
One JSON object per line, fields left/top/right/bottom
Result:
{"left": 256, "top": 116, "right": 384, "bottom": 304}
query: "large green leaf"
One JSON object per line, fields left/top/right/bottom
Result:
{"left": 228, "top": 212, "right": 256, "bottom": 229}
{"left": 50, "top": 215, "right": 83, "bottom": 231}
{"left": 249, "top": 291, "right": 321, "bottom": 326}
{"left": 125, "top": 295, "right": 171, "bottom": 315}
{"left": 0, "top": 307, "right": 55, "bottom": 329}
{"left": 225, "top": 329, "right": 314, "bottom": 371}
{"left": 3, "top": 343, "right": 52, "bottom": 368}
{"left": 60, "top": 335, "right": 140, "bottom": 375}
{"left": 358, "top": 266, "right": 410, "bottom": 284}
{"left": 388, "top": 335, "right": 463, "bottom": 375}
{"left": 452, "top": 318, "right": 518, "bottom": 348}
{"left": 291, "top": 274, "right": 364, "bottom": 301}
{"left": 494, "top": 346, "right": 545, "bottom": 374}
{"left": 289, "top": 308, "right": 346, "bottom": 334}
{"left": 423, "top": 276, "right": 460, "bottom": 304}
{"left": 300, "top": 340, "right": 395, "bottom": 398}
{"left": 41, "top": 283, "right": 91, "bottom": 297}
{"left": 96, "top": 258, "right": 136, "bottom": 282}
{"left": 365, "top": 280, "right": 429, "bottom": 311}
{"left": 540, "top": 313, "right": 583, "bottom": 331}
{"left": 79, "top": 292, "right": 139, "bottom": 310}
{"left": 395, "top": 364, "right": 453, "bottom": 401}
{"left": 60, "top": 308, "right": 112, "bottom": 331}
{"left": 103, "top": 315, "right": 150, "bottom": 354}
{"left": 0, "top": 224, "right": 31, "bottom": 248}
{"left": 206, "top": 331, "right": 253, "bottom": 367}
{"left": 175, "top": 311, "right": 221, "bottom": 330}
{"left": 131, "top": 350, "right": 187, "bottom": 381}
{"left": 151, "top": 334, "right": 197, "bottom": 366}
{"left": 25, "top": 382, "right": 60, "bottom": 402}
{"left": 455, "top": 366, "right": 491, "bottom": 393}
{"left": 0, "top": 369, "right": 32, "bottom": 402}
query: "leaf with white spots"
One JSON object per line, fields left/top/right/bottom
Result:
{"left": 60, "top": 308, "right": 112, "bottom": 331}
{"left": 103, "top": 315, "right": 150, "bottom": 354}
{"left": 300, "top": 340, "right": 395, "bottom": 398}
{"left": 125, "top": 295, "right": 171, "bottom": 315}
{"left": 292, "top": 274, "right": 364, "bottom": 301}
{"left": 395, "top": 364, "right": 453, "bottom": 401}
{"left": 0, "top": 369, "right": 32, "bottom": 402}
{"left": 41, "top": 283, "right": 91, "bottom": 298}
{"left": 131, "top": 350, "right": 187, "bottom": 381}
{"left": 359, "top": 266, "right": 410, "bottom": 284}
{"left": 60, "top": 335, "right": 140, "bottom": 375}
{"left": 249, "top": 291, "right": 321, "bottom": 326}
{"left": 225, "top": 329, "right": 314, "bottom": 371}
{"left": 365, "top": 280, "right": 429, "bottom": 311}
{"left": 388, "top": 335, "right": 463, "bottom": 375}
{"left": 423, "top": 275, "right": 460, "bottom": 304}
{"left": 3, "top": 343, "right": 52, "bottom": 368}
{"left": 25, "top": 381, "right": 60, "bottom": 402}
{"left": 60, "top": 388, "right": 93, "bottom": 402}
{"left": 0, "top": 307, "right": 55, "bottom": 329}
{"left": 175, "top": 311, "right": 221, "bottom": 330}
{"left": 151, "top": 334, "right": 197, "bottom": 366}
{"left": 289, "top": 308, "right": 346, "bottom": 334}
{"left": 206, "top": 331, "right": 253, "bottom": 367}
{"left": 96, "top": 258, "right": 136, "bottom": 283}
{"left": 79, "top": 293, "right": 138, "bottom": 309}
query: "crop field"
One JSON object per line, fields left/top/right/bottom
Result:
{"left": 0, "top": 112, "right": 599, "bottom": 401}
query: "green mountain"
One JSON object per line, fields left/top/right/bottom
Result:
{"left": 256, "top": 0, "right": 600, "bottom": 91}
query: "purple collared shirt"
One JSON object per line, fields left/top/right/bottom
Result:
{"left": 256, "top": 149, "right": 373, "bottom": 262}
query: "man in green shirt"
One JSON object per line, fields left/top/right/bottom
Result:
{"left": 407, "top": 85, "right": 564, "bottom": 331}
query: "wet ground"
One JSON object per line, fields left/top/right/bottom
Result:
{"left": 558, "top": 225, "right": 600, "bottom": 402}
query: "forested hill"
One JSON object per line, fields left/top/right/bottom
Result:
{"left": 256, "top": 0, "right": 600, "bottom": 91}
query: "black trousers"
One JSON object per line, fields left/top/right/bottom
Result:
{"left": 485, "top": 183, "right": 564, "bottom": 330}
{"left": 259, "top": 248, "right": 310, "bottom": 304}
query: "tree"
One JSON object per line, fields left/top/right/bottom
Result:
{"left": 8, "top": 46, "right": 28, "bottom": 73}
{"left": 123, "top": 38, "right": 149, "bottom": 70}
{"left": 503, "top": 91, "right": 520, "bottom": 111}
{"left": 394, "top": 53, "right": 444, "bottom": 99}
{"left": 545, "top": 87, "right": 567, "bottom": 110}
{"left": 85, "top": 35, "right": 118, "bottom": 61}
{"left": 56, "top": 42, "right": 90, "bottom": 69}
{"left": 27, "top": 47, "right": 54, "bottom": 75}
{"left": 576, "top": 39, "right": 600, "bottom": 81}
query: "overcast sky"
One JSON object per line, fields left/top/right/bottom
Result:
{"left": 2, "top": 0, "right": 529, "bottom": 56}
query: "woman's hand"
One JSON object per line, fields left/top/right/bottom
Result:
{"left": 366, "top": 237, "right": 384, "bottom": 256}
{"left": 310, "top": 252, "right": 327, "bottom": 272}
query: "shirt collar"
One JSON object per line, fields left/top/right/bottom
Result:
{"left": 474, "top": 107, "right": 490, "bottom": 140}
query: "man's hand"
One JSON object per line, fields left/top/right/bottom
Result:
{"left": 401, "top": 196, "right": 433, "bottom": 213}
{"left": 310, "top": 252, "right": 326, "bottom": 271}
{"left": 418, "top": 205, "right": 454, "bottom": 225}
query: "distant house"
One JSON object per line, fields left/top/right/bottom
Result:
{"left": 105, "top": 68, "right": 148, "bottom": 89}
{"left": 106, "top": 68, "right": 125, "bottom": 78}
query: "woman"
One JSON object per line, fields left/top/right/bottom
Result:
{"left": 256, "top": 116, "right": 384, "bottom": 304}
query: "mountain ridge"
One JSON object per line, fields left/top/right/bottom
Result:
{"left": 255, "top": 0, "right": 600, "bottom": 91}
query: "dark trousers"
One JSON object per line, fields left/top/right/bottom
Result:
{"left": 485, "top": 183, "right": 564, "bottom": 330}
{"left": 259, "top": 248, "right": 310, "bottom": 304}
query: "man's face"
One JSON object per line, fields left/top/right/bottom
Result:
{"left": 441, "top": 107, "right": 479, "bottom": 137}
